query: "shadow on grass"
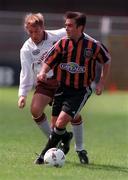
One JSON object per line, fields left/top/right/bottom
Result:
{"left": 87, "top": 163, "right": 128, "bottom": 174}
{"left": 66, "top": 161, "right": 128, "bottom": 174}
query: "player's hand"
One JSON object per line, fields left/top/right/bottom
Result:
{"left": 95, "top": 81, "right": 104, "bottom": 95}
{"left": 18, "top": 96, "right": 26, "bottom": 108}
{"left": 37, "top": 72, "right": 47, "bottom": 82}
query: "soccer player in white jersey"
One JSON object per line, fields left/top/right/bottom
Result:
{"left": 18, "top": 13, "right": 101, "bottom": 164}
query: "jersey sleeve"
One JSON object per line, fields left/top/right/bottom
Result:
{"left": 54, "top": 28, "right": 66, "bottom": 39}
{"left": 18, "top": 47, "right": 35, "bottom": 97}
{"left": 96, "top": 43, "right": 111, "bottom": 64}
{"left": 47, "top": 28, "right": 66, "bottom": 40}
{"left": 44, "top": 40, "right": 62, "bottom": 68}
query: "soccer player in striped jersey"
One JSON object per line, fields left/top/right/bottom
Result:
{"left": 18, "top": 13, "right": 95, "bottom": 162}
{"left": 36, "top": 11, "right": 111, "bottom": 164}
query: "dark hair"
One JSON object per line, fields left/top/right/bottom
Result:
{"left": 64, "top": 11, "right": 86, "bottom": 28}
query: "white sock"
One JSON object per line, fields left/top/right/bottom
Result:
{"left": 72, "top": 123, "right": 84, "bottom": 151}
{"left": 37, "top": 119, "right": 51, "bottom": 138}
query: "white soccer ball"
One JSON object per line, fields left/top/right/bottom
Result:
{"left": 44, "top": 148, "right": 65, "bottom": 167}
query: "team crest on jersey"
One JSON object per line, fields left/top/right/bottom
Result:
{"left": 60, "top": 62, "right": 85, "bottom": 74}
{"left": 84, "top": 48, "right": 93, "bottom": 58}
{"left": 32, "top": 49, "right": 40, "bottom": 55}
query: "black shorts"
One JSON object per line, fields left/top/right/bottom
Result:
{"left": 52, "top": 85, "right": 92, "bottom": 118}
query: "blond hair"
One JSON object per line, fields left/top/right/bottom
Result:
{"left": 24, "top": 13, "right": 44, "bottom": 29}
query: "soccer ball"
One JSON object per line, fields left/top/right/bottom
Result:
{"left": 44, "top": 148, "right": 65, "bottom": 167}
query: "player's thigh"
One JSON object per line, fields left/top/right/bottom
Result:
{"left": 31, "top": 93, "right": 52, "bottom": 114}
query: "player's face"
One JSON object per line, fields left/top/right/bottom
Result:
{"left": 26, "top": 25, "right": 44, "bottom": 44}
{"left": 65, "top": 19, "right": 82, "bottom": 41}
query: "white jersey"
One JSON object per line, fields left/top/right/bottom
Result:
{"left": 18, "top": 28, "right": 66, "bottom": 97}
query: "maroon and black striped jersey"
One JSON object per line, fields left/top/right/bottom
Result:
{"left": 44, "top": 33, "right": 111, "bottom": 89}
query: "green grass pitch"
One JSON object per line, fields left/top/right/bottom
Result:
{"left": 0, "top": 87, "right": 128, "bottom": 180}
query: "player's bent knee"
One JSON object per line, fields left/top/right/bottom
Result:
{"left": 32, "top": 113, "right": 46, "bottom": 123}
{"left": 71, "top": 114, "right": 83, "bottom": 125}
{"left": 30, "top": 104, "right": 41, "bottom": 117}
